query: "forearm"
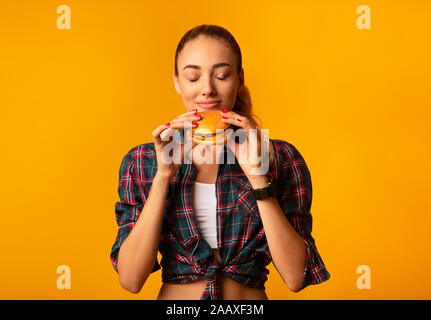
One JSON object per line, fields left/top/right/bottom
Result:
{"left": 249, "top": 176, "right": 307, "bottom": 292}
{"left": 117, "top": 173, "right": 170, "bottom": 293}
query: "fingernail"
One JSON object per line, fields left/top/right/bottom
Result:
{"left": 222, "top": 116, "right": 228, "bottom": 119}
{"left": 236, "top": 118, "right": 242, "bottom": 122}
{"left": 192, "top": 121, "right": 198, "bottom": 125}
{"left": 165, "top": 122, "right": 170, "bottom": 126}
{"left": 192, "top": 108, "right": 197, "bottom": 113}
{"left": 221, "top": 109, "right": 229, "bottom": 113}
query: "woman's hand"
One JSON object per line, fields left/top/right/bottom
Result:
{"left": 220, "top": 109, "right": 271, "bottom": 181}
{"left": 152, "top": 109, "right": 201, "bottom": 179}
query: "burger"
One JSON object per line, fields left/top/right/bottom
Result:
{"left": 188, "top": 109, "right": 231, "bottom": 145}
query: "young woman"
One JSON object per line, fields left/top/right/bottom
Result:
{"left": 110, "top": 24, "right": 330, "bottom": 300}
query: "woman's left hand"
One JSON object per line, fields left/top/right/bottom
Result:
{"left": 220, "top": 109, "right": 270, "bottom": 181}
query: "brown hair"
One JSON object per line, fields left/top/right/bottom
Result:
{"left": 174, "top": 24, "right": 275, "bottom": 166}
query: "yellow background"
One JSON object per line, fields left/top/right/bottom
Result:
{"left": 1, "top": 0, "right": 430, "bottom": 299}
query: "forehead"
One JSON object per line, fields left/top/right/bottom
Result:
{"left": 177, "top": 36, "right": 236, "bottom": 69}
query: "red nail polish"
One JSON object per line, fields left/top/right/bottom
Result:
{"left": 221, "top": 109, "right": 229, "bottom": 113}
{"left": 192, "top": 108, "right": 197, "bottom": 113}
{"left": 222, "top": 116, "right": 228, "bottom": 119}
{"left": 165, "top": 122, "right": 170, "bottom": 126}
{"left": 237, "top": 118, "right": 242, "bottom": 122}
{"left": 192, "top": 121, "right": 198, "bottom": 125}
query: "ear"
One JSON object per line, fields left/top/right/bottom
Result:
{"left": 173, "top": 72, "right": 182, "bottom": 94}
{"left": 238, "top": 68, "right": 245, "bottom": 90}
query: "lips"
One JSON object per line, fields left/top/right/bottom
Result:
{"left": 196, "top": 101, "right": 221, "bottom": 110}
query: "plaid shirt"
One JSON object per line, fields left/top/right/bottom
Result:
{"left": 110, "top": 129, "right": 330, "bottom": 300}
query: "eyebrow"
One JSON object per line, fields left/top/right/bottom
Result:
{"left": 183, "top": 63, "right": 231, "bottom": 70}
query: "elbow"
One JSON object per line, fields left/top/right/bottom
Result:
{"left": 122, "top": 285, "right": 140, "bottom": 294}
{"left": 284, "top": 276, "right": 303, "bottom": 293}
{"left": 119, "top": 275, "right": 144, "bottom": 294}
{"left": 118, "top": 268, "right": 148, "bottom": 294}
{"left": 116, "top": 252, "right": 150, "bottom": 294}
{"left": 277, "top": 266, "right": 304, "bottom": 293}
{"left": 124, "top": 286, "right": 141, "bottom": 294}
{"left": 288, "top": 283, "right": 302, "bottom": 293}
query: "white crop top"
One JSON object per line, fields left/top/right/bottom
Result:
{"left": 192, "top": 181, "right": 217, "bottom": 249}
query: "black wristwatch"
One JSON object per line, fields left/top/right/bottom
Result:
{"left": 251, "top": 180, "right": 277, "bottom": 200}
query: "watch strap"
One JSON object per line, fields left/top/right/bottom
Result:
{"left": 251, "top": 180, "right": 277, "bottom": 200}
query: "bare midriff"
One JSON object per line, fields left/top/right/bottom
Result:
{"left": 157, "top": 250, "right": 268, "bottom": 300}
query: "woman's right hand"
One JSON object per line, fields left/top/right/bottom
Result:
{"left": 152, "top": 109, "right": 202, "bottom": 179}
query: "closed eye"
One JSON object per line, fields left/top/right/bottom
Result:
{"left": 189, "top": 76, "right": 228, "bottom": 83}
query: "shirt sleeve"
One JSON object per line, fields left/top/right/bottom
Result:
{"left": 110, "top": 147, "right": 161, "bottom": 274}
{"left": 276, "top": 141, "right": 330, "bottom": 291}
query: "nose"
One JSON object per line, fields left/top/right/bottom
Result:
{"left": 200, "top": 75, "right": 217, "bottom": 96}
